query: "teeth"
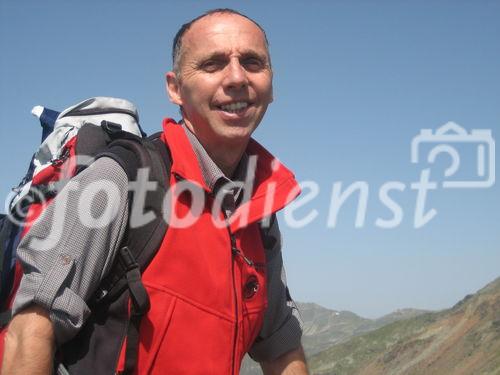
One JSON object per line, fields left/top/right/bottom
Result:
{"left": 220, "top": 102, "right": 248, "bottom": 113}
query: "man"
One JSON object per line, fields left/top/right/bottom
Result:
{"left": 1, "top": 9, "right": 309, "bottom": 375}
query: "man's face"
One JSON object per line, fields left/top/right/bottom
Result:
{"left": 167, "top": 13, "right": 273, "bottom": 150}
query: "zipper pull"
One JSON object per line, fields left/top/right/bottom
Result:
{"left": 232, "top": 247, "right": 254, "bottom": 267}
{"left": 228, "top": 229, "right": 254, "bottom": 267}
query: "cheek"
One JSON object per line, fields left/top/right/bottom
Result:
{"left": 266, "top": 82, "right": 274, "bottom": 103}
{"left": 256, "top": 76, "right": 273, "bottom": 103}
{"left": 182, "top": 82, "right": 216, "bottom": 107}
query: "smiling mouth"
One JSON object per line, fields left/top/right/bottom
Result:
{"left": 217, "top": 101, "right": 250, "bottom": 114}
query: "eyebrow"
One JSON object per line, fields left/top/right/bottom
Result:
{"left": 199, "top": 49, "right": 269, "bottom": 63}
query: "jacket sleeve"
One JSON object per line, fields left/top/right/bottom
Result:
{"left": 248, "top": 216, "right": 303, "bottom": 362}
{"left": 12, "top": 157, "right": 129, "bottom": 345}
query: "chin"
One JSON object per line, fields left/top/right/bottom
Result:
{"left": 210, "top": 130, "right": 250, "bottom": 149}
{"left": 221, "top": 124, "right": 256, "bottom": 140}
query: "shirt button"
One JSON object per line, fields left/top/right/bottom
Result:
{"left": 60, "top": 254, "right": 72, "bottom": 265}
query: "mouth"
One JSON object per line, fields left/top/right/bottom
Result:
{"left": 215, "top": 101, "right": 252, "bottom": 115}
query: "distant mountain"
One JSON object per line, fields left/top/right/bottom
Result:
{"left": 308, "top": 277, "right": 500, "bottom": 375}
{"left": 298, "top": 302, "right": 428, "bottom": 356}
{"left": 373, "top": 308, "right": 430, "bottom": 328}
{"left": 240, "top": 302, "right": 428, "bottom": 375}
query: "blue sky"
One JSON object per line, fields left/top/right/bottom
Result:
{"left": 1, "top": 1, "right": 499, "bottom": 318}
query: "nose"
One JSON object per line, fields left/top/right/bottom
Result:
{"left": 223, "top": 58, "right": 249, "bottom": 90}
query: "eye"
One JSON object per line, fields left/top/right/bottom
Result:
{"left": 242, "top": 57, "right": 265, "bottom": 72}
{"left": 200, "top": 59, "right": 225, "bottom": 72}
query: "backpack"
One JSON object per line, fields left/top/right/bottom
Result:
{"left": 0, "top": 104, "right": 61, "bottom": 306}
{"left": 0, "top": 97, "right": 278, "bottom": 375}
{"left": 0, "top": 97, "right": 171, "bottom": 375}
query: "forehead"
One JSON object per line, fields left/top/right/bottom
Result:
{"left": 182, "top": 14, "right": 269, "bottom": 58}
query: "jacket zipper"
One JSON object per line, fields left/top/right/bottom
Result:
{"left": 226, "top": 217, "right": 239, "bottom": 375}
{"left": 226, "top": 224, "right": 259, "bottom": 375}
{"left": 176, "top": 178, "right": 246, "bottom": 375}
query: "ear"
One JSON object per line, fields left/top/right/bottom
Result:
{"left": 166, "top": 71, "right": 183, "bottom": 106}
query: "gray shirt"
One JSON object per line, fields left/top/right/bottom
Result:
{"left": 13, "top": 126, "right": 302, "bottom": 362}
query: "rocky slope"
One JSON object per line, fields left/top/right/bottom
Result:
{"left": 298, "top": 302, "right": 427, "bottom": 356}
{"left": 240, "top": 302, "right": 427, "bottom": 374}
{"left": 308, "top": 277, "right": 500, "bottom": 375}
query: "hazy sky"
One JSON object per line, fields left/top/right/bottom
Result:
{"left": 1, "top": 1, "right": 499, "bottom": 318}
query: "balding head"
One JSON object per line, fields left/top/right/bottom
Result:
{"left": 172, "top": 9, "right": 271, "bottom": 77}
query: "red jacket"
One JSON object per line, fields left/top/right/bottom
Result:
{"left": 115, "top": 119, "right": 300, "bottom": 375}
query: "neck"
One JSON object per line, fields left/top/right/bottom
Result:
{"left": 208, "top": 147, "right": 244, "bottom": 177}
{"left": 183, "top": 120, "right": 247, "bottom": 178}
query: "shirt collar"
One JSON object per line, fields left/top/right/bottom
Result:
{"left": 182, "top": 122, "right": 249, "bottom": 198}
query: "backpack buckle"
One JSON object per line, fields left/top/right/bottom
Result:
{"left": 118, "top": 246, "right": 138, "bottom": 272}
{"left": 101, "top": 120, "right": 123, "bottom": 135}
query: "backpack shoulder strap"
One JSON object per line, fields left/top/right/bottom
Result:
{"left": 93, "top": 131, "right": 171, "bottom": 304}
{"left": 90, "top": 131, "right": 171, "bottom": 375}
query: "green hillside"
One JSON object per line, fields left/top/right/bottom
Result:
{"left": 309, "top": 277, "right": 500, "bottom": 375}
{"left": 241, "top": 302, "right": 427, "bottom": 374}
{"left": 298, "top": 303, "right": 427, "bottom": 356}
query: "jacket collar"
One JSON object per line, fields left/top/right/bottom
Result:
{"left": 161, "top": 118, "right": 210, "bottom": 191}
{"left": 161, "top": 118, "right": 301, "bottom": 231}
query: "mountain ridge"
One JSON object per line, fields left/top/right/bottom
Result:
{"left": 308, "top": 276, "right": 500, "bottom": 375}
{"left": 241, "top": 301, "right": 429, "bottom": 374}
